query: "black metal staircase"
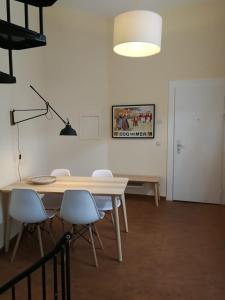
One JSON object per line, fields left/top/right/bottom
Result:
{"left": 0, "top": 233, "right": 72, "bottom": 300}
{"left": 0, "top": 70, "right": 16, "bottom": 84}
{"left": 0, "top": 0, "right": 58, "bottom": 83}
{"left": 0, "top": 20, "right": 46, "bottom": 50}
{"left": 16, "top": 0, "right": 58, "bottom": 7}
{"left": 0, "top": 48, "right": 16, "bottom": 83}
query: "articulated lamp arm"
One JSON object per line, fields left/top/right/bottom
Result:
{"left": 10, "top": 85, "right": 77, "bottom": 136}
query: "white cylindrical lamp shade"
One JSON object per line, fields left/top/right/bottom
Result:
{"left": 113, "top": 10, "right": 162, "bottom": 57}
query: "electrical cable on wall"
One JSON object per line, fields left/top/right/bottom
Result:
{"left": 16, "top": 123, "right": 22, "bottom": 181}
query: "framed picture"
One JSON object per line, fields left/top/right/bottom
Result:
{"left": 112, "top": 104, "right": 155, "bottom": 138}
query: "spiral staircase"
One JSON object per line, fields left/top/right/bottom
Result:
{"left": 0, "top": 0, "right": 58, "bottom": 83}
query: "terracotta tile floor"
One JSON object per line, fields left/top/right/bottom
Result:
{"left": 1, "top": 195, "right": 225, "bottom": 300}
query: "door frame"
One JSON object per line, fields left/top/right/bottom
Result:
{"left": 166, "top": 78, "right": 225, "bottom": 201}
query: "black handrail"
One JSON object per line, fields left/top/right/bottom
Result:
{"left": 0, "top": 232, "right": 72, "bottom": 299}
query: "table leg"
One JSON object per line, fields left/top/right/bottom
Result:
{"left": 121, "top": 194, "right": 128, "bottom": 233}
{"left": 1, "top": 192, "right": 11, "bottom": 252}
{"left": 112, "top": 195, "right": 123, "bottom": 262}
{"left": 154, "top": 183, "right": 159, "bottom": 207}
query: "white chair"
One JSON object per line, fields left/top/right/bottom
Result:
{"left": 9, "top": 189, "right": 56, "bottom": 262}
{"left": 60, "top": 190, "right": 104, "bottom": 267}
{"left": 92, "top": 169, "right": 128, "bottom": 232}
{"left": 42, "top": 169, "right": 71, "bottom": 211}
{"left": 51, "top": 169, "right": 71, "bottom": 177}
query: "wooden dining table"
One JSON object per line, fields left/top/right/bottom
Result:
{"left": 0, "top": 176, "right": 129, "bottom": 262}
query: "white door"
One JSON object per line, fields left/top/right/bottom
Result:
{"left": 168, "top": 79, "right": 225, "bottom": 204}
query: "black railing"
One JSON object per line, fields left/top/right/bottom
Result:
{"left": 0, "top": 232, "right": 72, "bottom": 300}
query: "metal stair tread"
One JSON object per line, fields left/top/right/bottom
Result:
{"left": 0, "top": 20, "right": 46, "bottom": 50}
{"left": 15, "top": 0, "right": 58, "bottom": 7}
{"left": 0, "top": 71, "right": 16, "bottom": 83}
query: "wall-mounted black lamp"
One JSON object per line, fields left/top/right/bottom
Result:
{"left": 10, "top": 85, "right": 77, "bottom": 136}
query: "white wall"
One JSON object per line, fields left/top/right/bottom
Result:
{"left": 108, "top": 0, "right": 225, "bottom": 196}
{"left": 42, "top": 0, "right": 225, "bottom": 197}
{"left": 0, "top": 2, "right": 50, "bottom": 247}
{"left": 43, "top": 7, "right": 110, "bottom": 176}
{"left": 0, "top": 1, "right": 51, "bottom": 182}
{"left": 1, "top": 0, "right": 225, "bottom": 240}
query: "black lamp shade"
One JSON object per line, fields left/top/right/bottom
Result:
{"left": 60, "top": 123, "right": 77, "bottom": 136}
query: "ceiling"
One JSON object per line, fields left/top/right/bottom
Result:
{"left": 58, "top": 0, "right": 213, "bottom": 16}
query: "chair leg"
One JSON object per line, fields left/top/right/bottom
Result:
{"left": 37, "top": 225, "right": 44, "bottom": 257}
{"left": 72, "top": 224, "right": 77, "bottom": 234}
{"left": 55, "top": 213, "right": 65, "bottom": 234}
{"left": 88, "top": 225, "right": 98, "bottom": 267}
{"left": 46, "top": 220, "right": 55, "bottom": 244}
{"left": 61, "top": 219, "right": 65, "bottom": 234}
{"left": 11, "top": 224, "right": 24, "bottom": 262}
{"left": 49, "top": 217, "right": 53, "bottom": 228}
{"left": 93, "top": 224, "right": 104, "bottom": 249}
{"left": 5, "top": 216, "right": 12, "bottom": 253}
{"left": 110, "top": 211, "right": 115, "bottom": 225}
{"left": 70, "top": 224, "right": 78, "bottom": 248}
{"left": 121, "top": 194, "right": 129, "bottom": 233}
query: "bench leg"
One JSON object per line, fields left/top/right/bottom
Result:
{"left": 157, "top": 183, "right": 160, "bottom": 202}
{"left": 154, "top": 183, "right": 159, "bottom": 207}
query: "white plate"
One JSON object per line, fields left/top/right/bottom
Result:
{"left": 30, "top": 176, "right": 56, "bottom": 185}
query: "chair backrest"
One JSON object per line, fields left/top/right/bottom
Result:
{"left": 60, "top": 190, "right": 101, "bottom": 225}
{"left": 92, "top": 169, "right": 113, "bottom": 178}
{"left": 9, "top": 189, "right": 48, "bottom": 223}
{"left": 51, "top": 169, "right": 71, "bottom": 177}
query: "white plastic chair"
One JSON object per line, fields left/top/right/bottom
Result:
{"left": 92, "top": 169, "right": 128, "bottom": 232}
{"left": 51, "top": 169, "right": 71, "bottom": 177}
{"left": 42, "top": 169, "right": 71, "bottom": 211}
{"left": 9, "top": 189, "right": 56, "bottom": 262}
{"left": 60, "top": 190, "right": 104, "bottom": 267}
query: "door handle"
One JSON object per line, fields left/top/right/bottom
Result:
{"left": 177, "top": 141, "right": 184, "bottom": 154}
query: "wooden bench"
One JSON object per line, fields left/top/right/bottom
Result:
{"left": 115, "top": 174, "right": 160, "bottom": 207}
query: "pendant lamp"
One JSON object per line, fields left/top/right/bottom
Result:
{"left": 113, "top": 10, "right": 162, "bottom": 58}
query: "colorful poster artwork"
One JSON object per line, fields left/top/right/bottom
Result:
{"left": 112, "top": 104, "right": 155, "bottom": 138}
